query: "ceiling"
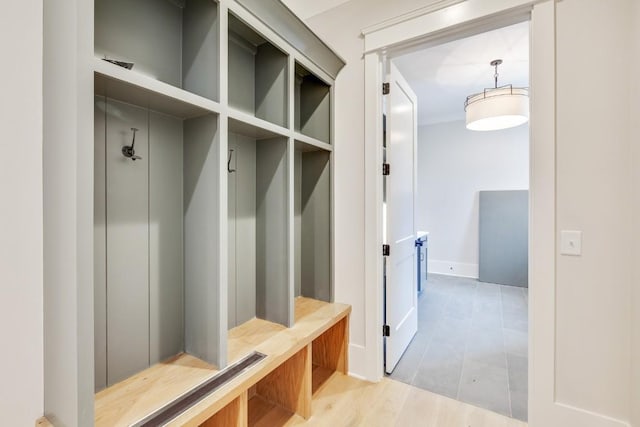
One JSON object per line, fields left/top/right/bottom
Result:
{"left": 393, "top": 21, "right": 530, "bottom": 126}
{"left": 280, "top": 0, "right": 353, "bottom": 20}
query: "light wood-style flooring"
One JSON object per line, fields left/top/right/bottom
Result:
{"left": 37, "top": 295, "right": 526, "bottom": 427}
{"left": 251, "top": 370, "right": 528, "bottom": 427}
{"left": 38, "top": 371, "right": 527, "bottom": 427}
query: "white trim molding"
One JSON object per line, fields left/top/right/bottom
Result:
{"left": 363, "top": 0, "right": 541, "bottom": 386}
{"left": 361, "top": 0, "right": 466, "bottom": 36}
{"left": 362, "top": 0, "right": 544, "bottom": 54}
{"left": 362, "top": 51, "right": 385, "bottom": 381}
{"left": 428, "top": 260, "right": 478, "bottom": 279}
{"left": 363, "top": 0, "right": 633, "bottom": 426}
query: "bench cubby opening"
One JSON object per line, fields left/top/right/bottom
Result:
{"left": 200, "top": 391, "right": 247, "bottom": 427}
{"left": 247, "top": 345, "right": 311, "bottom": 426}
{"left": 311, "top": 316, "right": 348, "bottom": 395}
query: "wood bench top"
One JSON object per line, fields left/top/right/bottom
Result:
{"left": 93, "top": 297, "right": 350, "bottom": 427}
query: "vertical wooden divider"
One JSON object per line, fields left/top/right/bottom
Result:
{"left": 200, "top": 391, "right": 248, "bottom": 427}
{"left": 255, "top": 344, "right": 312, "bottom": 419}
{"left": 238, "top": 392, "right": 248, "bottom": 427}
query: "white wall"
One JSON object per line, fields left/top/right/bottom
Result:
{"left": 304, "top": 0, "right": 452, "bottom": 375}
{"left": 631, "top": 2, "right": 640, "bottom": 426}
{"left": 0, "top": 1, "right": 44, "bottom": 425}
{"left": 43, "top": 0, "right": 95, "bottom": 424}
{"left": 417, "top": 120, "right": 529, "bottom": 278}
{"left": 281, "top": 0, "right": 353, "bottom": 20}
{"left": 306, "top": 0, "right": 638, "bottom": 425}
{"left": 554, "top": 0, "right": 632, "bottom": 420}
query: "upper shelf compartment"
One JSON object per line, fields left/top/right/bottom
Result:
{"left": 94, "top": 59, "right": 220, "bottom": 120}
{"left": 295, "top": 63, "right": 331, "bottom": 144}
{"left": 233, "top": 0, "right": 345, "bottom": 80}
{"left": 95, "top": 0, "right": 219, "bottom": 102}
{"left": 228, "top": 13, "right": 288, "bottom": 129}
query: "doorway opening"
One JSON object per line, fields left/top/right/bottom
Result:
{"left": 382, "top": 21, "right": 530, "bottom": 422}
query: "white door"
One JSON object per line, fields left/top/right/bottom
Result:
{"left": 384, "top": 61, "right": 418, "bottom": 374}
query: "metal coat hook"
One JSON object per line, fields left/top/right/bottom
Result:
{"left": 228, "top": 149, "right": 236, "bottom": 173}
{"left": 122, "top": 128, "right": 142, "bottom": 161}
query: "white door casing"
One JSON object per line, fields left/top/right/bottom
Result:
{"left": 365, "top": 1, "right": 633, "bottom": 426}
{"left": 384, "top": 61, "right": 418, "bottom": 374}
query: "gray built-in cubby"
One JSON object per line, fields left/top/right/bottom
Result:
{"left": 294, "top": 142, "right": 332, "bottom": 302}
{"left": 94, "top": 96, "right": 222, "bottom": 390}
{"left": 228, "top": 14, "right": 288, "bottom": 127}
{"left": 295, "top": 63, "right": 331, "bottom": 143}
{"left": 95, "top": 0, "right": 219, "bottom": 101}
{"left": 45, "top": 0, "right": 345, "bottom": 423}
{"left": 227, "top": 126, "right": 290, "bottom": 329}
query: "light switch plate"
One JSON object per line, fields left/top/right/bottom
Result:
{"left": 560, "top": 230, "right": 582, "bottom": 256}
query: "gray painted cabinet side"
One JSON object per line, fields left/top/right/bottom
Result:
{"left": 294, "top": 76, "right": 302, "bottom": 138}
{"left": 228, "top": 133, "right": 238, "bottom": 328}
{"left": 94, "top": 97, "right": 107, "bottom": 391}
{"left": 184, "top": 115, "right": 222, "bottom": 366}
{"left": 228, "top": 34, "right": 256, "bottom": 115}
{"left": 294, "top": 150, "right": 302, "bottom": 297}
{"left": 300, "top": 151, "right": 332, "bottom": 302}
{"left": 182, "top": 0, "right": 219, "bottom": 101}
{"left": 298, "top": 77, "right": 331, "bottom": 143}
{"left": 105, "top": 100, "right": 150, "bottom": 386}
{"left": 149, "top": 111, "right": 184, "bottom": 364}
{"left": 256, "top": 138, "right": 290, "bottom": 326}
{"left": 229, "top": 134, "right": 257, "bottom": 327}
{"left": 255, "top": 43, "right": 288, "bottom": 127}
{"left": 95, "top": 0, "right": 183, "bottom": 87}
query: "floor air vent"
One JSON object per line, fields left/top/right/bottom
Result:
{"left": 131, "top": 351, "right": 267, "bottom": 426}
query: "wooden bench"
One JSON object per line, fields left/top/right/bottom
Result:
{"left": 88, "top": 297, "right": 350, "bottom": 426}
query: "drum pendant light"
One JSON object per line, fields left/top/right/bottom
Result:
{"left": 464, "top": 59, "right": 529, "bottom": 131}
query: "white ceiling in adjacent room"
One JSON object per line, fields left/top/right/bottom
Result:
{"left": 280, "top": 0, "right": 353, "bottom": 20}
{"left": 393, "top": 21, "right": 530, "bottom": 126}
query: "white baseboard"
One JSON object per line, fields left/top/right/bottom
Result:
{"left": 346, "top": 371, "right": 368, "bottom": 381}
{"left": 428, "top": 260, "right": 478, "bottom": 279}
{"left": 347, "top": 343, "right": 369, "bottom": 380}
{"left": 551, "top": 401, "right": 632, "bottom": 427}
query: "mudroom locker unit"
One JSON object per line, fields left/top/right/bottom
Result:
{"left": 43, "top": 0, "right": 344, "bottom": 424}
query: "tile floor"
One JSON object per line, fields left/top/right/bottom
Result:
{"left": 388, "top": 273, "right": 528, "bottom": 421}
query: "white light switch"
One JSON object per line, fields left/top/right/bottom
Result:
{"left": 560, "top": 230, "right": 582, "bottom": 256}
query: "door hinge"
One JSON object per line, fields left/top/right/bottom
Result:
{"left": 382, "top": 244, "right": 390, "bottom": 256}
{"left": 382, "top": 82, "right": 390, "bottom": 95}
{"left": 383, "top": 324, "right": 391, "bottom": 337}
{"left": 382, "top": 163, "right": 390, "bottom": 176}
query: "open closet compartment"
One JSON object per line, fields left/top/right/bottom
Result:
{"left": 295, "top": 63, "right": 331, "bottom": 144}
{"left": 294, "top": 141, "right": 332, "bottom": 303}
{"left": 227, "top": 120, "right": 291, "bottom": 330}
{"left": 93, "top": 93, "right": 223, "bottom": 391}
{"left": 95, "top": 0, "right": 220, "bottom": 102}
{"left": 228, "top": 13, "right": 289, "bottom": 128}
